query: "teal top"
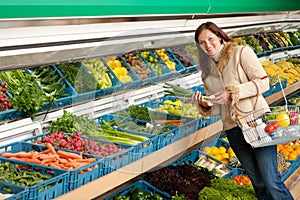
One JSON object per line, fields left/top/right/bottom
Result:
{"left": 0, "top": 0, "right": 299, "bottom": 18}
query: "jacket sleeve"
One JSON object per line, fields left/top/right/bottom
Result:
{"left": 237, "top": 46, "right": 270, "bottom": 100}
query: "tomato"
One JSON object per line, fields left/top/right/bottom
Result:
{"left": 270, "top": 121, "right": 279, "bottom": 129}
{"left": 265, "top": 123, "right": 275, "bottom": 134}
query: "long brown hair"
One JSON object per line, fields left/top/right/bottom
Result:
{"left": 194, "top": 22, "right": 233, "bottom": 79}
{"left": 195, "top": 22, "right": 233, "bottom": 44}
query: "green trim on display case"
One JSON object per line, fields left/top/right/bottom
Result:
{"left": 0, "top": 0, "right": 299, "bottom": 18}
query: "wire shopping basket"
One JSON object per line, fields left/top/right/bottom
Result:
{"left": 236, "top": 105, "right": 300, "bottom": 148}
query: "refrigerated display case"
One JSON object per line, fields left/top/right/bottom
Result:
{"left": 0, "top": 4, "right": 300, "bottom": 199}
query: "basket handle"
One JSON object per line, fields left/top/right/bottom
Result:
{"left": 277, "top": 76, "right": 288, "bottom": 111}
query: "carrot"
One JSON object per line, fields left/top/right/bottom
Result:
{"left": 72, "top": 158, "right": 96, "bottom": 163}
{"left": 57, "top": 158, "right": 68, "bottom": 164}
{"left": 57, "top": 150, "right": 82, "bottom": 159}
{"left": 40, "top": 158, "right": 57, "bottom": 165}
{"left": 20, "top": 158, "right": 42, "bottom": 164}
{"left": 2, "top": 152, "right": 15, "bottom": 158}
{"left": 39, "top": 149, "right": 51, "bottom": 154}
{"left": 36, "top": 153, "right": 59, "bottom": 160}
{"left": 49, "top": 162, "right": 64, "bottom": 169}
{"left": 46, "top": 143, "right": 57, "bottom": 154}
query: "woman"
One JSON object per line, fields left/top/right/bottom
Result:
{"left": 192, "top": 22, "right": 294, "bottom": 200}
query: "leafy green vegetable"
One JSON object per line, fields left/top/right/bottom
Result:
{"left": 163, "top": 83, "right": 193, "bottom": 97}
{"left": 48, "top": 110, "right": 148, "bottom": 146}
{"left": 171, "top": 191, "right": 187, "bottom": 200}
{"left": 56, "top": 62, "right": 98, "bottom": 93}
{"left": 128, "top": 105, "right": 151, "bottom": 121}
{"left": 198, "top": 178, "right": 257, "bottom": 200}
{"left": 3, "top": 72, "right": 51, "bottom": 119}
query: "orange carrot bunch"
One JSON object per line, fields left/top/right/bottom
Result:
{"left": 2, "top": 143, "right": 97, "bottom": 171}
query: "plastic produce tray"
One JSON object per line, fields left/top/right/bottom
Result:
{"left": 138, "top": 51, "right": 175, "bottom": 82}
{"left": 26, "top": 66, "right": 77, "bottom": 111}
{"left": 170, "top": 150, "right": 233, "bottom": 177}
{"left": 96, "top": 116, "right": 160, "bottom": 159}
{"left": 167, "top": 48, "right": 199, "bottom": 74}
{"left": 0, "top": 141, "right": 102, "bottom": 192}
{"left": 105, "top": 180, "right": 171, "bottom": 200}
{"left": 153, "top": 49, "right": 185, "bottom": 75}
{"left": 263, "top": 78, "right": 287, "bottom": 98}
{"left": 0, "top": 156, "right": 68, "bottom": 200}
{"left": 56, "top": 61, "right": 122, "bottom": 103}
{"left": 134, "top": 100, "right": 197, "bottom": 139}
{"left": 24, "top": 132, "right": 138, "bottom": 176}
{"left": 97, "top": 114, "right": 156, "bottom": 138}
{"left": 119, "top": 53, "right": 158, "bottom": 87}
{"left": 198, "top": 116, "right": 221, "bottom": 130}
{"left": 104, "top": 56, "right": 142, "bottom": 91}
{"left": 0, "top": 79, "right": 26, "bottom": 122}
{"left": 281, "top": 156, "right": 300, "bottom": 182}
{"left": 102, "top": 114, "right": 179, "bottom": 153}
{"left": 223, "top": 167, "right": 246, "bottom": 179}
{"left": 190, "top": 84, "right": 206, "bottom": 95}
{"left": 0, "top": 181, "right": 28, "bottom": 200}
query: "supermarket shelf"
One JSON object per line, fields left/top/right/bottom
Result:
{"left": 55, "top": 120, "right": 223, "bottom": 200}
{"left": 265, "top": 81, "right": 300, "bottom": 105}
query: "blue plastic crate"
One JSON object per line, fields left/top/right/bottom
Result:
{"left": 104, "top": 56, "right": 142, "bottom": 91}
{"left": 99, "top": 113, "right": 180, "bottom": 151}
{"left": 166, "top": 48, "right": 198, "bottom": 74}
{"left": 190, "top": 85, "right": 206, "bottom": 95}
{"left": 157, "top": 127, "right": 180, "bottom": 150}
{"left": 69, "top": 61, "right": 123, "bottom": 103}
{"left": 0, "top": 109, "right": 25, "bottom": 123}
{"left": 198, "top": 116, "right": 221, "bottom": 130}
{"left": 223, "top": 167, "right": 246, "bottom": 179}
{"left": 138, "top": 51, "right": 175, "bottom": 82}
{"left": 0, "top": 156, "right": 68, "bottom": 200}
{"left": 152, "top": 49, "right": 182, "bottom": 74}
{"left": 147, "top": 96, "right": 202, "bottom": 119}
{"left": 119, "top": 53, "right": 158, "bottom": 87}
{"left": 26, "top": 65, "right": 77, "bottom": 111}
{"left": 262, "top": 88, "right": 273, "bottom": 97}
{"left": 0, "top": 77, "right": 26, "bottom": 122}
{"left": 271, "top": 78, "right": 287, "bottom": 94}
{"left": 281, "top": 157, "right": 300, "bottom": 182}
{"left": 97, "top": 114, "right": 156, "bottom": 139}
{"left": 84, "top": 59, "right": 123, "bottom": 98}
{"left": 147, "top": 111, "right": 199, "bottom": 141}
{"left": 170, "top": 150, "right": 233, "bottom": 177}
{"left": 0, "top": 141, "right": 102, "bottom": 192}
{"left": 105, "top": 180, "right": 171, "bottom": 200}
{"left": 0, "top": 181, "right": 28, "bottom": 200}
{"left": 197, "top": 138, "right": 233, "bottom": 168}
{"left": 23, "top": 131, "right": 137, "bottom": 175}
{"left": 198, "top": 138, "right": 231, "bottom": 151}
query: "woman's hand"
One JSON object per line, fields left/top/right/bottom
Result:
{"left": 191, "top": 91, "right": 209, "bottom": 108}
{"left": 210, "top": 90, "right": 231, "bottom": 105}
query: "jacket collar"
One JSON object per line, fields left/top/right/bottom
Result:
{"left": 216, "top": 42, "right": 236, "bottom": 73}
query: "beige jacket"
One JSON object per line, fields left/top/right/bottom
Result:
{"left": 199, "top": 42, "right": 270, "bottom": 131}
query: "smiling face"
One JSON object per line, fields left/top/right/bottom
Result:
{"left": 198, "top": 29, "right": 222, "bottom": 56}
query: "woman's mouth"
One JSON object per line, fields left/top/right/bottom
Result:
{"left": 206, "top": 46, "right": 215, "bottom": 55}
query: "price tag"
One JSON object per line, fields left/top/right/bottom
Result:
{"left": 270, "top": 52, "right": 288, "bottom": 63}
{"left": 288, "top": 49, "right": 300, "bottom": 58}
